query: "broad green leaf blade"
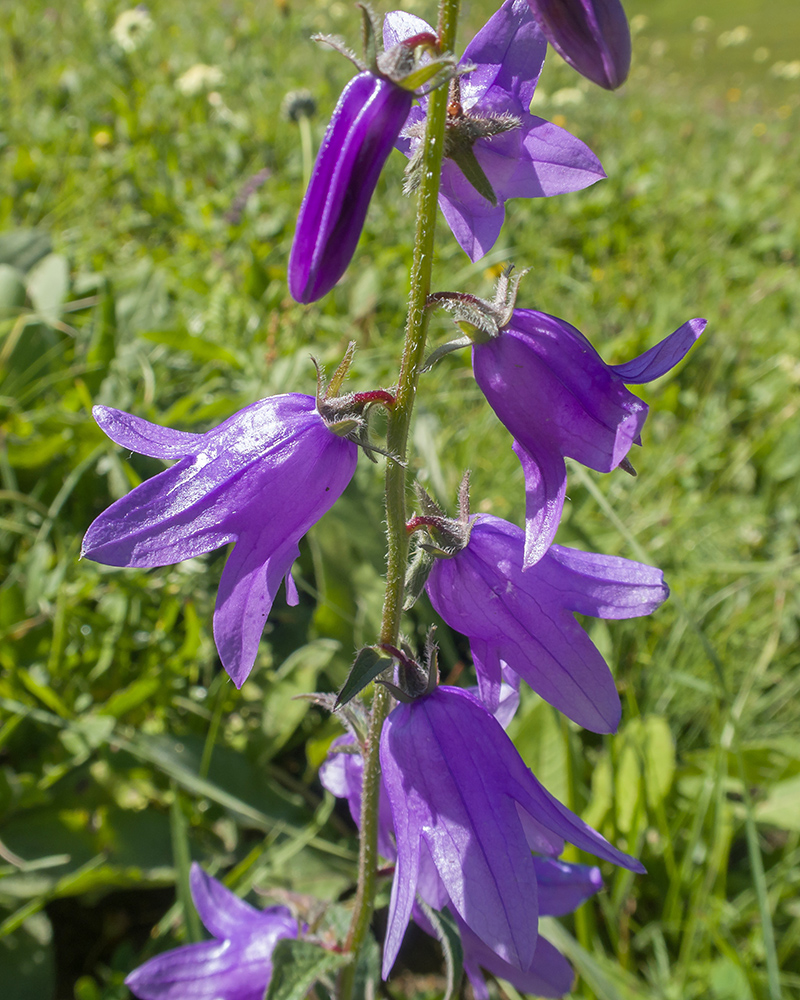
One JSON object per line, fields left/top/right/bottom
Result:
{"left": 264, "top": 939, "right": 351, "bottom": 1000}
{"left": 335, "top": 646, "right": 393, "bottom": 709}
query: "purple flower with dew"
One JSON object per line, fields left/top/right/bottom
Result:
{"left": 82, "top": 396, "right": 358, "bottom": 686}
{"left": 125, "top": 864, "right": 297, "bottom": 1000}
{"left": 384, "top": 0, "right": 605, "bottom": 261}
{"left": 527, "top": 0, "right": 631, "bottom": 89}
{"left": 380, "top": 685, "right": 644, "bottom": 978}
{"left": 320, "top": 725, "right": 603, "bottom": 996}
{"left": 425, "top": 514, "right": 667, "bottom": 732}
{"left": 288, "top": 71, "right": 412, "bottom": 303}
{"left": 472, "top": 312, "right": 706, "bottom": 566}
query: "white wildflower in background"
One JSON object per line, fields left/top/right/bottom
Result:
{"left": 770, "top": 60, "right": 800, "bottom": 79}
{"left": 111, "top": 7, "right": 154, "bottom": 52}
{"left": 176, "top": 64, "right": 225, "bottom": 96}
{"left": 630, "top": 15, "right": 648, "bottom": 35}
{"left": 717, "top": 26, "right": 752, "bottom": 48}
{"left": 551, "top": 87, "right": 585, "bottom": 107}
{"left": 692, "top": 16, "right": 713, "bottom": 33}
{"left": 753, "top": 47, "right": 769, "bottom": 63}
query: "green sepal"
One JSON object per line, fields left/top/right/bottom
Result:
{"left": 357, "top": 3, "right": 379, "bottom": 73}
{"left": 403, "top": 546, "right": 435, "bottom": 611}
{"left": 325, "top": 417, "right": 362, "bottom": 439}
{"left": 449, "top": 143, "right": 497, "bottom": 205}
{"left": 416, "top": 902, "right": 464, "bottom": 1000}
{"left": 335, "top": 646, "right": 394, "bottom": 709}
{"left": 421, "top": 333, "right": 473, "bottom": 371}
{"left": 396, "top": 54, "right": 458, "bottom": 93}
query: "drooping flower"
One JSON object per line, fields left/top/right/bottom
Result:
{"left": 288, "top": 72, "right": 413, "bottom": 303}
{"left": 82, "top": 395, "right": 358, "bottom": 686}
{"left": 380, "top": 686, "right": 644, "bottom": 977}
{"left": 424, "top": 514, "right": 667, "bottom": 732}
{"left": 125, "top": 864, "right": 297, "bottom": 1000}
{"left": 320, "top": 720, "right": 605, "bottom": 996}
{"left": 471, "top": 310, "right": 706, "bottom": 565}
{"left": 527, "top": 0, "right": 632, "bottom": 89}
{"left": 385, "top": 0, "right": 605, "bottom": 261}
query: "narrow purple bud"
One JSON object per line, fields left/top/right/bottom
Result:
{"left": 289, "top": 72, "right": 412, "bottom": 303}
{"left": 527, "top": 0, "right": 631, "bottom": 89}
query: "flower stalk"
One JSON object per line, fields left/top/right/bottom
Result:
{"left": 338, "top": 0, "right": 461, "bottom": 993}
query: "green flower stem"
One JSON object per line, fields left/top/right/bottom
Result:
{"left": 338, "top": 1, "right": 460, "bottom": 994}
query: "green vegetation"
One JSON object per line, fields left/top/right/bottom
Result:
{"left": 1, "top": 1, "right": 798, "bottom": 998}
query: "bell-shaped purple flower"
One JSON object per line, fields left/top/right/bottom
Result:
{"left": 288, "top": 71, "right": 412, "bottom": 303}
{"left": 425, "top": 514, "right": 667, "bottom": 732}
{"left": 82, "top": 396, "right": 358, "bottom": 686}
{"left": 380, "top": 685, "right": 644, "bottom": 977}
{"left": 385, "top": 0, "right": 605, "bottom": 261}
{"left": 527, "top": 0, "right": 631, "bottom": 90}
{"left": 125, "top": 864, "right": 297, "bottom": 1000}
{"left": 472, "top": 312, "right": 706, "bottom": 565}
{"left": 320, "top": 725, "right": 604, "bottom": 996}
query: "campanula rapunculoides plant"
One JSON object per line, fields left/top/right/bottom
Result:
{"left": 84, "top": 0, "right": 710, "bottom": 994}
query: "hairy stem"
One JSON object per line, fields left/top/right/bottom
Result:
{"left": 338, "top": 1, "right": 460, "bottom": 994}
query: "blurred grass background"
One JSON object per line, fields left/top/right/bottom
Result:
{"left": 1, "top": 0, "right": 799, "bottom": 998}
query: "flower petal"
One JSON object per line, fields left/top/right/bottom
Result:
{"left": 609, "top": 318, "right": 706, "bottom": 384}
{"left": 190, "top": 865, "right": 262, "bottom": 939}
{"left": 383, "top": 10, "right": 434, "bottom": 50}
{"left": 81, "top": 460, "right": 237, "bottom": 567}
{"left": 462, "top": 926, "right": 575, "bottom": 998}
{"left": 543, "top": 545, "right": 669, "bottom": 618}
{"left": 461, "top": 0, "right": 546, "bottom": 112}
{"left": 532, "top": 858, "right": 603, "bottom": 916}
{"left": 513, "top": 439, "right": 567, "bottom": 567}
{"left": 125, "top": 937, "right": 275, "bottom": 1000}
{"left": 437, "top": 162, "right": 506, "bottom": 261}
{"left": 94, "top": 405, "right": 202, "bottom": 459}
{"left": 213, "top": 536, "right": 301, "bottom": 687}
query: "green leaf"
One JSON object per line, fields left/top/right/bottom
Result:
{"left": 755, "top": 774, "right": 800, "bottom": 831}
{"left": 0, "top": 264, "right": 27, "bottom": 315}
{"left": 26, "top": 254, "right": 69, "bottom": 326}
{"left": 140, "top": 328, "right": 243, "bottom": 368}
{"left": 0, "top": 229, "right": 51, "bottom": 272}
{"left": 0, "top": 916, "right": 55, "bottom": 1000}
{"left": 641, "top": 716, "right": 676, "bottom": 811}
{"left": 264, "top": 939, "right": 351, "bottom": 1000}
{"left": 262, "top": 640, "right": 341, "bottom": 756}
{"left": 335, "top": 646, "right": 393, "bottom": 709}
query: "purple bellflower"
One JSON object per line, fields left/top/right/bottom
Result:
{"left": 424, "top": 513, "right": 668, "bottom": 732}
{"left": 288, "top": 71, "right": 412, "bottom": 303}
{"left": 82, "top": 395, "right": 358, "bottom": 687}
{"left": 125, "top": 863, "right": 297, "bottom": 1000}
{"left": 471, "top": 309, "right": 706, "bottom": 565}
{"left": 380, "top": 685, "right": 644, "bottom": 978}
{"left": 320, "top": 726, "right": 604, "bottom": 997}
{"left": 527, "top": 0, "right": 631, "bottom": 90}
{"left": 385, "top": 0, "right": 605, "bottom": 261}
